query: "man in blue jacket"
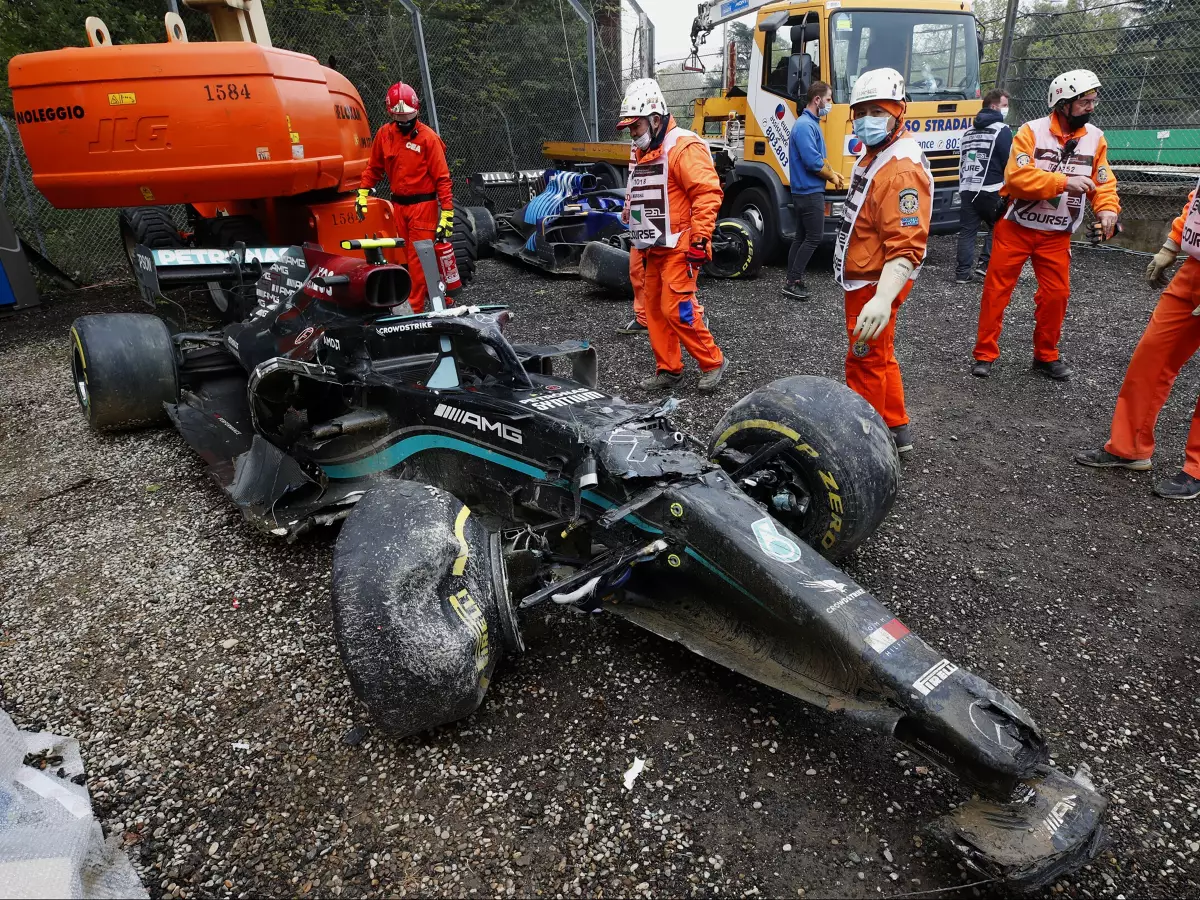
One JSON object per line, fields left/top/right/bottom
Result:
{"left": 784, "top": 81, "right": 845, "bottom": 301}
{"left": 956, "top": 89, "right": 1011, "bottom": 283}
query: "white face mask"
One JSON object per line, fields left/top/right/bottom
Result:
{"left": 999, "top": 105, "right": 1010, "bottom": 120}
{"left": 632, "top": 130, "right": 651, "bottom": 150}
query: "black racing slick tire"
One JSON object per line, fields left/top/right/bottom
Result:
{"left": 69, "top": 314, "right": 179, "bottom": 433}
{"left": 464, "top": 206, "right": 497, "bottom": 258}
{"left": 450, "top": 203, "right": 477, "bottom": 291}
{"left": 332, "top": 480, "right": 521, "bottom": 737}
{"left": 709, "top": 375, "right": 899, "bottom": 561}
{"left": 579, "top": 240, "right": 633, "bottom": 298}
{"left": 118, "top": 207, "right": 182, "bottom": 273}
{"left": 726, "top": 186, "right": 780, "bottom": 260}
{"left": 703, "top": 217, "right": 763, "bottom": 280}
{"left": 199, "top": 215, "right": 269, "bottom": 322}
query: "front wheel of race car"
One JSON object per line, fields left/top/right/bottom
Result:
{"left": 703, "top": 217, "right": 763, "bottom": 280}
{"left": 464, "top": 206, "right": 497, "bottom": 258}
{"left": 69, "top": 313, "right": 179, "bottom": 432}
{"left": 332, "top": 480, "right": 522, "bottom": 737}
{"left": 579, "top": 240, "right": 632, "bottom": 298}
{"left": 709, "top": 375, "right": 899, "bottom": 561}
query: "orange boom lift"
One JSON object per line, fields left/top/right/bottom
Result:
{"left": 7, "top": 0, "right": 459, "bottom": 317}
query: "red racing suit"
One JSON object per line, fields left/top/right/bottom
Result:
{"left": 362, "top": 121, "right": 454, "bottom": 313}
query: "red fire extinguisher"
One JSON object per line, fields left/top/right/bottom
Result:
{"left": 434, "top": 240, "right": 462, "bottom": 293}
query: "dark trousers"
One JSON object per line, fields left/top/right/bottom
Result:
{"left": 786, "top": 192, "right": 826, "bottom": 285}
{"left": 957, "top": 191, "right": 994, "bottom": 279}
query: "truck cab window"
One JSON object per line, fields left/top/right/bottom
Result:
{"left": 762, "top": 16, "right": 821, "bottom": 99}
{"left": 830, "top": 10, "right": 979, "bottom": 103}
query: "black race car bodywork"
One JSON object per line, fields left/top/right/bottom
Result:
{"left": 68, "top": 240, "right": 1105, "bottom": 891}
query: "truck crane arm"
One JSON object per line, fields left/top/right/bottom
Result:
{"left": 686, "top": 0, "right": 780, "bottom": 70}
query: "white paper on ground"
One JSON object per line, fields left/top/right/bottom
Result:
{"left": 623, "top": 757, "right": 645, "bottom": 791}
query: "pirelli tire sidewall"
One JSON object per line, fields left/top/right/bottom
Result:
{"left": 703, "top": 216, "right": 763, "bottom": 280}
{"left": 709, "top": 375, "right": 900, "bottom": 561}
{"left": 332, "top": 480, "right": 507, "bottom": 737}
{"left": 69, "top": 313, "right": 179, "bottom": 433}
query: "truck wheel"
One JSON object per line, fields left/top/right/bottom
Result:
{"left": 727, "top": 186, "right": 780, "bottom": 260}
{"left": 118, "top": 207, "right": 182, "bottom": 273}
{"left": 69, "top": 314, "right": 178, "bottom": 433}
{"left": 465, "top": 206, "right": 497, "bottom": 258}
{"left": 709, "top": 375, "right": 899, "bottom": 561}
{"left": 332, "top": 480, "right": 521, "bottom": 737}
{"left": 200, "top": 216, "right": 269, "bottom": 322}
{"left": 579, "top": 241, "right": 632, "bottom": 298}
{"left": 704, "top": 217, "right": 763, "bottom": 280}
{"left": 450, "top": 204, "right": 477, "bottom": 293}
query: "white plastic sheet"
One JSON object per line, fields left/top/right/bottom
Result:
{"left": 0, "top": 710, "right": 147, "bottom": 900}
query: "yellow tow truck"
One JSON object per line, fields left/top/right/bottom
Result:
{"left": 544, "top": 0, "right": 984, "bottom": 258}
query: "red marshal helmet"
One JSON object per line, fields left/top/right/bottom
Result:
{"left": 386, "top": 82, "right": 420, "bottom": 120}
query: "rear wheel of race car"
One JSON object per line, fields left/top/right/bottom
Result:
{"left": 464, "top": 206, "right": 497, "bottom": 258}
{"left": 69, "top": 313, "right": 179, "bottom": 433}
{"left": 579, "top": 240, "right": 632, "bottom": 298}
{"left": 332, "top": 480, "right": 522, "bottom": 737}
{"left": 703, "top": 217, "right": 763, "bottom": 280}
{"left": 709, "top": 375, "right": 899, "bottom": 561}
{"left": 450, "top": 203, "right": 477, "bottom": 292}
{"left": 199, "top": 215, "right": 269, "bottom": 322}
{"left": 727, "top": 186, "right": 781, "bottom": 260}
{"left": 118, "top": 207, "right": 182, "bottom": 274}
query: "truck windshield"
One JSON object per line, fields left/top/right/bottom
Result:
{"left": 830, "top": 11, "right": 980, "bottom": 103}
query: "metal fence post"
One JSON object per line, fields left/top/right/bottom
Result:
{"left": 624, "top": 0, "right": 655, "bottom": 78}
{"left": 995, "top": 0, "right": 1019, "bottom": 87}
{"left": 566, "top": 0, "right": 600, "bottom": 140}
{"left": 396, "top": 0, "right": 439, "bottom": 133}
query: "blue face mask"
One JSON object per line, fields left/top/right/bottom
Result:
{"left": 852, "top": 115, "right": 891, "bottom": 146}
{"left": 817, "top": 103, "right": 829, "bottom": 119}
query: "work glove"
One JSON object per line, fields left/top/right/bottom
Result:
{"left": 355, "top": 188, "right": 370, "bottom": 222}
{"left": 684, "top": 237, "right": 709, "bottom": 276}
{"left": 436, "top": 207, "right": 454, "bottom": 240}
{"left": 852, "top": 257, "right": 914, "bottom": 343}
{"left": 1146, "top": 241, "right": 1179, "bottom": 287}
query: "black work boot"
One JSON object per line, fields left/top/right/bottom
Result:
{"left": 617, "top": 318, "right": 648, "bottom": 335}
{"left": 1032, "top": 358, "right": 1073, "bottom": 381}
{"left": 640, "top": 370, "right": 684, "bottom": 390}
{"left": 970, "top": 359, "right": 993, "bottom": 378}
{"left": 889, "top": 424, "right": 914, "bottom": 460}
{"left": 1074, "top": 448, "right": 1152, "bottom": 471}
{"left": 782, "top": 281, "right": 810, "bottom": 301}
{"left": 1153, "top": 471, "right": 1200, "bottom": 500}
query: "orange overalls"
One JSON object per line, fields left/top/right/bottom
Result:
{"left": 1104, "top": 189, "right": 1200, "bottom": 479}
{"left": 973, "top": 112, "right": 1121, "bottom": 363}
{"left": 361, "top": 121, "right": 454, "bottom": 314}
{"left": 625, "top": 118, "right": 725, "bottom": 374}
{"left": 835, "top": 124, "right": 932, "bottom": 428}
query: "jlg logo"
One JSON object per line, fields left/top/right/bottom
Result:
{"left": 88, "top": 117, "right": 169, "bottom": 153}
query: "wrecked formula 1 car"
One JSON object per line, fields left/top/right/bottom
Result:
{"left": 68, "top": 237, "right": 1105, "bottom": 890}
{"left": 466, "top": 169, "right": 762, "bottom": 296}
{"left": 465, "top": 169, "right": 628, "bottom": 277}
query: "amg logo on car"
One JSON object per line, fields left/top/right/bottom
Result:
{"left": 1043, "top": 794, "right": 1079, "bottom": 836}
{"left": 377, "top": 321, "right": 432, "bottom": 334}
{"left": 518, "top": 387, "right": 605, "bottom": 411}
{"left": 435, "top": 403, "right": 523, "bottom": 445}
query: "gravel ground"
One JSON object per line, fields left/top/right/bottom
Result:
{"left": 2, "top": 235, "right": 1198, "bottom": 899}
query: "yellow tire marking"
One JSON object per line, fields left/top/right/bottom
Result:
{"left": 452, "top": 505, "right": 471, "bottom": 576}
{"left": 70, "top": 328, "right": 86, "bottom": 371}
{"left": 713, "top": 419, "right": 819, "bottom": 458}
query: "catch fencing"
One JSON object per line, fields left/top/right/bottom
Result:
{"left": 0, "top": 0, "right": 652, "bottom": 285}
{"left": 981, "top": 0, "right": 1200, "bottom": 236}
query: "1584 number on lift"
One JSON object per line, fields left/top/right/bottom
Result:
{"left": 204, "top": 83, "right": 252, "bottom": 102}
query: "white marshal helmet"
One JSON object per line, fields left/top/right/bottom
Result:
{"left": 617, "top": 78, "right": 669, "bottom": 127}
{"left": 850, "top": 68, "right": 906, "bottom": 107}
{"left": 1047, "top": 69, "right": 1101, "bottom": 108}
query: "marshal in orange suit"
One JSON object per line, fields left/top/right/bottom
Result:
{"left": 1076, "top": 184, "right": 1200, "bottom": 500}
